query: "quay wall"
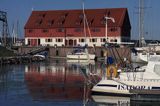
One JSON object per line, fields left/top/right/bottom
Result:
{"left": 18, "top": 46, "right": 131, "bottom": 60}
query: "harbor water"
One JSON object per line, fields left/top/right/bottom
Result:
{"left": 0, "top": 59, "right": 160, "bottom": 106}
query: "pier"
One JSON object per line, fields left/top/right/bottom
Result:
{"left": 17, "top": 46, "right": 131, "bottom": 61}
{"left": 0, "top": 55, "right": 46, "bottom": 65}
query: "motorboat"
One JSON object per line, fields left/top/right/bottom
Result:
{"left": 92, "top": 56, "right": 160, "bottom": 96}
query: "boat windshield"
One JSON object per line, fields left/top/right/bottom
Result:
{"left": 154, "top": 64, "right": 160, "bottom": 76}
{"left": 72, "top": 48, "right": 85, "bottom": 53}
{"left": 149, "top": 56, "right": 160, "bottom": 62}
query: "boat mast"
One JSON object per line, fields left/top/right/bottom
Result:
{"left": 139, "top": 0, "right": 145, "bottom": 47}
{"left": 82, "top": 0, "right": 87, "bottom": 45}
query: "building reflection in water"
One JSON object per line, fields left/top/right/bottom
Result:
{"left": 24, "top": 61, "right": 101, "bottom": 102}
{"left": 0, "top": 60, "right": 160, "bottom": 105}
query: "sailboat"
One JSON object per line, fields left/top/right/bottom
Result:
{"left": 131, "top": 0, "right": 160, "bottom": 63}
{"left": 66, "top": 1, "right": 95, "bottom": 60}
{"left": 66, "top": 46, "right": 95, "bottom": 60}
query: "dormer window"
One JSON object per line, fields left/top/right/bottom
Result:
{"left": 35, "top": 19, "right": 43, "bottom": 25}
{"left": 38, "top": 13, "right": 46, "bottom": 18}
{"left": 79, "top": 14, "right": 84, "bottom": 19}
{"left": 48, "top": 20, "right": 54, "bottom": 26}
{"left": 57, "top": 28, "right": 65, "bottom": 32}
{"left": 100, "top": 17, "right": 105, "bottom": 24}
{"left": 28, "top": 29, "right": 33, "bottom": 33}
{"left": 42, "top": 29, "right": 48, "bottom": 33}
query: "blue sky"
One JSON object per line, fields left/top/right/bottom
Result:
{"left": 0, "top": 0, "right": 159, "bottom": 40}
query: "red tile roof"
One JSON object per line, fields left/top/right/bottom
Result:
{"left": 24, "top": 8, "right": 129, "bottom": 29}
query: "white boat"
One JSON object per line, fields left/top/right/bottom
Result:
{"left": 131, "top": 48, "right": 160, "bottom": 63}
{"left": 66, "top": 2, "right": 95, "bottom": 60}
{"left": 66, "top": 59, "right": 95, "bottom": 65}
{"left": 67, "top": 47, "right": 95, "bottom": 60}
{"left": 130, "top": 0, "right": 160, "bottom": 63}
{"left": 92, "top": 57, "right": 160, "bottom": 96}
{"left": 32, "top": 54, "right": 46, "bottom": 60}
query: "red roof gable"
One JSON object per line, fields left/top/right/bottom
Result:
{"left": 24, "top": 8, "right": 129, "bottom": 29}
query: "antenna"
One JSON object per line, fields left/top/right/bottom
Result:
{"left": 105, "top": 16, "right": 115, "bottom": 42}
{"left": 31, "top": 7, "right": 34, "bottom": 11}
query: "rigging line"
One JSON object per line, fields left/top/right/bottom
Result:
{"left": 82, "top": 0, "right": 87, "bottom": 44}
{"left": 82, "top": 0, "right": 90, "bottom": 62}
{"left": 114, "top": 48, "right": 123, "bottom": 65}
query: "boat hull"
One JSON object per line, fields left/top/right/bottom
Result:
{"left": 67, "top": 54, "right": 95, "bottom": 60}
{"left": 92, "top": 79, "right": 160, "bottom": 96}
{"left": 131, "top": 52, "right": 160, "bottom": 63}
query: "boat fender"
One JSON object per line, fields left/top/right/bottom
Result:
{"left": 106, "top": 65, "right": 118, "bottom": 78}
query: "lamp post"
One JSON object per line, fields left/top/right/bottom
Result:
{"left": 105, "top": 16, "right": 115, "bottom": 43}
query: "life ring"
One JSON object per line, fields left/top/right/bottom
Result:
{"left": 106, "top": 65, "right": 118, "bottom": 78}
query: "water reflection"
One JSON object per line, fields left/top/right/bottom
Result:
{"left": 92, "top": 95, "right": 130, "bottom": 106}
{"left": 24, "top": 59, "right": 101, "bottom": 103}
{"left": 0, "top": 60, "right": 160, "bottom": 106}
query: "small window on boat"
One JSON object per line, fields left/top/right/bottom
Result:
{"left": 149, "top": 53, "right": 154, "bottom": 55}
{"left": 156, "top": 52, "right": 160, "bottom": 55}
{"left": 154, "top": 64, "right": 160, "bottom": 76}
{"left": 142, "top": 53, "right": 146, "bottom": 55}
{"left": 97, "top": 84, "right": 117, "bottom": 87}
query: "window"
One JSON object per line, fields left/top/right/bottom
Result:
{"left": 90, "top": 38, "right": 97, "bottom": 42}
{"left": 48, "top": 20, "right": 54, "bottom": 26}
{"left": 76, "top": 19, "right": 83, "bottom": 25}
{"left": 28, "top": 39, "right": 31, "bottom": 45}
{"left": 79, "top": 39, "right": 85, "bottom": 42}
{"left": 100, "top": 17, "right": 105, "bottom": 24}
{"left": 38, "top": 14, "right": 46, "bottom": 18}
{"left": 110, "top": 39, "right": 114, "bottom": 42}
{"left": 28, "top": 29, "right": 33, "bottom": 33}
{"left": 45, "top": 39, "right": 52, "bottom": 42}
{"left": 91, "top": 28, "right": 100, "bottom": 32}
{"left": 75, "top": 28, "right": 83, "bottom": 32}
{"left": 110, "top": 27, "right": 117, "bottom": 32}
{"left": 101, "top": 38, "right": 106, "bottom": 42}
{"left": 57, "top": 28, "right": 65, "bottom": 32}
{"left": 56, "top": 38, "right": 63, "bottom": 42}
{"left": 35, "top": 19, "right": 43, "bottom": 25}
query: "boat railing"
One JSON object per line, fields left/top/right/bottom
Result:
{"left": 117, "top": 79, "right": 160, "bottom": 82}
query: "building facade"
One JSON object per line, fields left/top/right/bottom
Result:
{"left": 24, "top": 8, "right": 131, "bottom": 47}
